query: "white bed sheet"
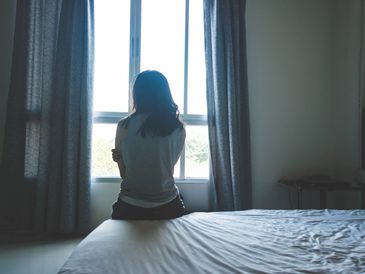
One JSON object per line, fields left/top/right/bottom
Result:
{"left": 58, "top": 210, "right": 365, "bottom": 274}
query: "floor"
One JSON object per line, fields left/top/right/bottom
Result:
{"left": 0, "top": 238, "right": 82, "bottom": 274}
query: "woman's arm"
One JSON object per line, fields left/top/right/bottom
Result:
{"left": 113, "top": 122, "right": 128, "bottom": 179}
{"left": 111, "top": 149, "right": 125, "bottom": 178}
{"left": 176, "top": 127, "right": 186, "bottom": 161}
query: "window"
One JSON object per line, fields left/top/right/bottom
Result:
{"left": 92, "top": 0, "right": 208, "bottom": 181}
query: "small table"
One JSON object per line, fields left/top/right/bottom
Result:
{"left": 278, "top": 176, "right": 365, "bottom": 209}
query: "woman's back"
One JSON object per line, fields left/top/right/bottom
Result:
{"left": 117, "top": 114, "right": 185, "bottom": 204}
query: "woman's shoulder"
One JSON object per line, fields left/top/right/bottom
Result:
{"left": 118, "top": 113, "right": 149, "bottom": 130}
{"left": 118, "top": 117, "right": 129, "bottom": 128}
{"left": 118, "top": 113, "right": 137, "bottom": 128}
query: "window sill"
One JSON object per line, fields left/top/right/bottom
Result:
{"left": 91, "top": 177, "right": 209, "bottom": 184}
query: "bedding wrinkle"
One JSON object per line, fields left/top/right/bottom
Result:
{"left": 168, "top": 214, "right": 310, "bottom": 273}
{"left": 169, "top": 217, "right": 251, "bottom": 273}
{"left": 157, "top": 221, "right": 202, "bottom": 273}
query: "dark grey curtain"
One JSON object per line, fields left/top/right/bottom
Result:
{"left": 0, "top": 0, "right": 94, "bottom": 234}
{"left": 204, "top": 0, "right": 252, "bottom": 211}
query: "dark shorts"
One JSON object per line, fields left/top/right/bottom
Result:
{"left": 111, "top": 195, "right": 186, "bottom": 220}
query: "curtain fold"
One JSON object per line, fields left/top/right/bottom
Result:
{"left": 204, "top": 0, "right": 252, "bottom": 211}
{"left": 0, "top": 0, "right": 94, "bottom": 234}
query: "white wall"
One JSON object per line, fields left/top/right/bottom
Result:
{"left": 246, "top": 0, "right": 362, "bottom": 209}
{"left": 0, "top": 0, "right": 17, "bottom": 167}
{"left": 332, "top": 0, "right": 361, "bottom": 180}
{"left": 330, "top": 0, "right": 362, "bottom": 208}
{"left": 247, "top": 0, "right": 334, "bottom": 209}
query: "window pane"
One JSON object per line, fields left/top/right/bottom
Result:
{"left": 93, "top": 0, "right": 130, "bottom": 112}
{"left": 188, "top": 0, "right": 206, "bottom": 115}
{"left": 92, "top": 124, "right": 119, "bottom": 177}
{"left": 185, "top": 125, "right": 209, "bottom": 178}
{"left": 140, "top": 0, "right": 185, "bottom": 112}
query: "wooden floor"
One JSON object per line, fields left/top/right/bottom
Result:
{"left": 0, "top": 238, "right": 82, "bottom": 274}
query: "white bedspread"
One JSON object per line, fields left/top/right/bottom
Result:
{"left": 58, "top": 210, "right": 365, "bottom": 274}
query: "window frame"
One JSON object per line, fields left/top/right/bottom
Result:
{"left": 92, "top": 0, "right": 208, "bottom": 182}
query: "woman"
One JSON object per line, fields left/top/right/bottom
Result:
{"left": 111, "top": 70, "right": 186, "bottom": 220}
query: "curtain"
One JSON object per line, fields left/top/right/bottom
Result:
{"left": 0, "top": 0, "right": 94, "bottom": 234}
{"left": 204, "top": 0, "right": 252, "bottom": 211}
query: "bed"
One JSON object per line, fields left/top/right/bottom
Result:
{"left": 58, "top": 209, "right": 365, "bottom": 273}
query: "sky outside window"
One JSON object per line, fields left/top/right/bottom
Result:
{"left": 93, "top": 0, "right": 130, "bottom": 112}
{"left": 140, "top": 0, "right": 185, "bottom": 112}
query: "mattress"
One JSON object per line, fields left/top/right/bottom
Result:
{"left": 58, "top": 210, "right": 365, "bottom": 274}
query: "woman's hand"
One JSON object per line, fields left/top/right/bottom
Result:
{"left": 111, "top": 149, "right": 121, "bottom": 162}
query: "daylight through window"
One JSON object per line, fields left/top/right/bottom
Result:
{"left": 92, "top": 0, "right": 209, "bottom": 180}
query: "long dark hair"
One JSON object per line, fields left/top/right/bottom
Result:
{"left": 125, "top": 70, "right": 184, "bottom": 137}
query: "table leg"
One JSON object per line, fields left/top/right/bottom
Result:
{"left": 320, "top": 190, "right": 326, "bottom": 209}
{"left": 297, "top": 188, "right": 302, "bottom": 209}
